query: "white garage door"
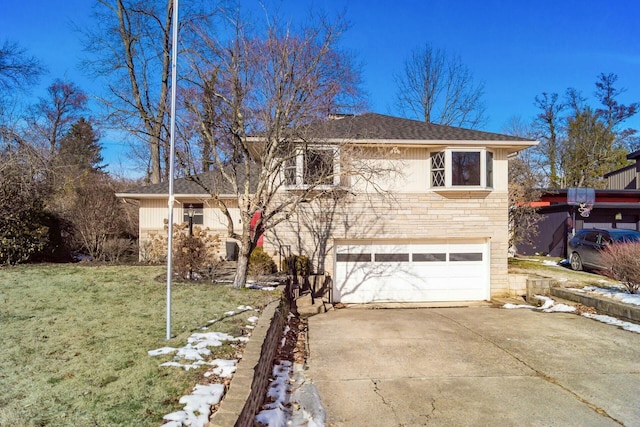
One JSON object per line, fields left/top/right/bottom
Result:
{"left": 334, "top": 240, "right": 489, "bottom": 303}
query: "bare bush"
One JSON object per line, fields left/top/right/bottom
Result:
{"left": 598, "top": 242, "right": 640, "bottom": 294}
{"left": 173, "top": 235, "right": 207, "bottom": 280}
{"left": 140, "top": 223, "right": 222, "bottom": 276}
{"left": 101, "top": 238, "right": 136, "bottom": 262}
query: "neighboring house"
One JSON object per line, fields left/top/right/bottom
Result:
{"left": 517, "top": 151, "right": 640, "bottom": 257}
{"left": 117, "top": 113, "right": 537, "bottom": 303}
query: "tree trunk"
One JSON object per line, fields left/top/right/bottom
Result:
{"left": 150, "top": 136, "right": 161, "bottom": 184}
{"left": 232, "top": 238, "right": 252, "bottom": 289}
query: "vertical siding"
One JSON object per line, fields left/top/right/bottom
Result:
{"left": 139, "top": 198, "right": 241, "bottom": 240}
{"left": 140, "top": 199, "right": 169, "bottom": 233}
{"left": 493, "top": 148, "right": 509, "bottom": 191}
{"left": 607, "top": 166, "right": 637, "bottom": 190}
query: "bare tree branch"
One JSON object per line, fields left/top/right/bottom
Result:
{"left": 394, "top": 43, "right": 487, "bottom": 129}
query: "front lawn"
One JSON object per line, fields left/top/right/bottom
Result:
{"left": 509, "top": 255, "right": 617, "bottom": 288}
{"left": 0, "top": 264, "right": 278, "bottom": 427}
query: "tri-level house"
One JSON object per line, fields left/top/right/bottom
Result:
{"left": 118, "top": 113, "right": 537, "bottom": 303}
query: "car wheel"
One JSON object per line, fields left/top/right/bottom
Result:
{"left": 570, "top": 252, "right": 583, "bottom": 271}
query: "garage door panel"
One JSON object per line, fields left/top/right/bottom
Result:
{"left": 335, "top": 241, "right": 488, "bottom": 303}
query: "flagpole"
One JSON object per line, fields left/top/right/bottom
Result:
{"left": 166, "top": 0, "right": 179, "bottom": 340}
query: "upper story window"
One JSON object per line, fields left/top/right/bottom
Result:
{"left": 430, "top": 149, "right": 494, "bottom": 189}
{"left": 284, "top": 147, "right": 339, "bottom": 188}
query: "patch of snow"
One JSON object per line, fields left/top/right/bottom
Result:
{"left": 148, "top": 347, "right": 178, "bottom": 356}
{"left": 535, "top": 295, "right": 554, "bottom": 310}
{"left": 289, "top": 363, "right": 326, "bottom": 427}
{"left": 582, "top": 313, "right": 640, "bottom": 334}
{"left": 152, "top": 306, "right": 264, "bottom": 426}
{"left": 503, "top": 303, "right": 534, "bottom": 309}
{"left": 255, "top": 361, "right": 293, "bottom": 427}
{"left": 582, "top": 286, "right": 640, "bottom": 306}
{"left": 503, "top": 296, "right": 575, "bottom": 313}
{"left": 161, "top": 384, "right": 225, "bottom": 427}
{"left": 543, "top": 303, "right": 576, "bottom": 313}
{"left": 246, "top": 283, "right": 278, "bottom": 291}
{"left": 204, "top": 359, "right": 237, "bottom": 378}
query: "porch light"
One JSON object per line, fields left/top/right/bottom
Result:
{"left": 187, "top": 204, "right": 195, "bottom": 237}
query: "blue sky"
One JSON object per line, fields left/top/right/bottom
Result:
{"left": 3, "top": 0, "right": 640, "bottom": 176}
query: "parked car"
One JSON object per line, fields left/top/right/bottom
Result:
{"left": 568, "top": 228, "right": 640, "bottom": 271}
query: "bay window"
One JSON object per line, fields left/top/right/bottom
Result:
{"left": 430, "top": 149, "right": 494, "bottom": 189}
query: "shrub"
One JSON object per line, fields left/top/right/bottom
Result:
{"left": 598, "top": 242, "right": 640, "bottom": 294}
{"left": 0, "top": 219, "right": 49, "bottom": 265}
{"left": 101, "top": 238, "right": 136, "bottom": 262}
{"left": 249, "top": 247, "right": 277, "bottom": 276}
{"left": 280, "top": 254, "right": 311, "bottom": 276}
{"left": 139, "top": 223, "right": 221, "bottom": 266}
{"left": 173, "top": 235, "right": 207, "bottom": 279}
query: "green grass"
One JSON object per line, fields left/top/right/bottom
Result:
{"left": 508, "top": 255, "right": 612, "bottom": 287}
{"left": 0, "top": 264, "right": 279, "bottom": 427}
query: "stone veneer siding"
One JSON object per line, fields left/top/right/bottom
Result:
{"left": 263, "top": 190, "right": 511, "bottom": 298}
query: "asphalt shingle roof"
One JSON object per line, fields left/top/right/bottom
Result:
{"left": 119, "top": 169, "right": 240, "bottom": 196}
{"left": 119, "top": 113, "right": 535, "bottom": 197}
{"left": 306, "top": 113, "right": 534, "bottom": 142}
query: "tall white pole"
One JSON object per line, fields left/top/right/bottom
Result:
{"left": 166, "top": 0, "right": 179, "bottom": 340}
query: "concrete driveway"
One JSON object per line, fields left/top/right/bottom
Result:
{"left": 306, "top": 305, "right": 640, "bottom": 426}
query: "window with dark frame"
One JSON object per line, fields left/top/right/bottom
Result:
{"left": 452, "top": 151, "right": 481, "bottom": 186}
{"left": 183, "top": 203, "right": 204, "bottom": 225}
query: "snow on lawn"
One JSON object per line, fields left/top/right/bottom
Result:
{"left": 148, "top": 306, "right": 261, "bottom": 427}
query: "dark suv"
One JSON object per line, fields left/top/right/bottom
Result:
{"left": 567, "top": 228, "right": 640, "bottom": 271}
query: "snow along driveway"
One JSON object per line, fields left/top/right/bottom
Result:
{"left": 305, "top": 305, "right": 640, "bottom": 426}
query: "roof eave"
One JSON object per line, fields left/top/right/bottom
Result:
{"left": 325, "top": 138, "right": 538, "bottom": 151}
{"left": 115, "top": 193, "right": 236, "bottom": 200}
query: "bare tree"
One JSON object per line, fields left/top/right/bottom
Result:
{"left": 27, "top": 79, "right": 88, "bottom": 156}
{"left": 394, "top": 43, "right": 486, "bottom": 129}
{"left": 503, "top": 117, "right": 542, "bottom": 253}
{"left": 182, "top": 10, "right": 367, "bottom": 288}
{"left": 82, "top": 0, "right": 212, "bottom": 183}
{"left": 0, "top": 40, "right": 45, "bottom": 95}
{"left": 533, "top": 92, "right": 564, "bottom": 188}
{"left": 532, "top": 74, "right": 639, "bottom": 189}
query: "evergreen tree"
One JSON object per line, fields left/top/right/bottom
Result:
{"left": 56, "top": 117, "right": 104, "bottom": 177}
